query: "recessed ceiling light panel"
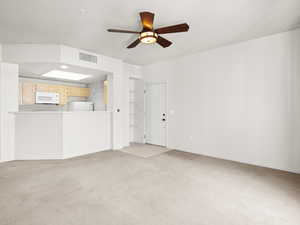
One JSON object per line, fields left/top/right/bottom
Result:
{"left": 60, "top": 65, "right": 69, "bottom": 69}
{"left": 42, "top": 70, "right": 91, "bottom": 81}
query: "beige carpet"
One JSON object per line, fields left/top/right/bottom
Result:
{"left": 120, "top": 143, "right": 171, "bottom": 158}
{"left": 1, "top": 146, "right": 300, "bottom": 225}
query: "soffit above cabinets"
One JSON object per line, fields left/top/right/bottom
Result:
{"left": 2, "top": 44, "right": 121, "bottom": 70}
{"left": 1, "top": 44, "right": 116, "bottom": 83}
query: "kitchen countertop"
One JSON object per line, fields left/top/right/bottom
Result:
{"left": 12, "top": 110, "right": 111, "bottom": 114}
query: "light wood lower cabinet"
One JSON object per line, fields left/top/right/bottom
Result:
{"left": 21, "top": 83, "right": 90, "bottom": 105}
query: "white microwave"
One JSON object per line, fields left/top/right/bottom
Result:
{"left": 36, "top": 92, "right": 60, "bottom": 104}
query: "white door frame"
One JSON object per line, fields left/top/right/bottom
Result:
{"left": 144, "top": 82, "right": 168, "bottom": 147}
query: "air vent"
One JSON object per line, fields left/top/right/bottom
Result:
{"left": 79, "top": 52, "right": 98, "bottom": 64}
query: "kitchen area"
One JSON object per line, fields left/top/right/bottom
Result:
{"left": 19, "top": 76, "right": 108, "bottom": 112}
{"left": 0, "top": 44, "right": 130, "bottom": 162}
{"left": 14, "top": 67, "right": 112, "bottom": 160}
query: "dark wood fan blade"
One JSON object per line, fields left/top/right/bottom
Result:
{"left": 140, "top": 12, "right": 154, "bottom": 30}
{"left": 107, "top": 29, "right": 140, "bottom": 34}
{"left": 157, "top": 36, "right": 172, "bottom": 48}
{"left": 155, "top": 23, "right": 189, "bottom": 34}
{"left": 127, "top": 39, "right": 140, "bottom": 48}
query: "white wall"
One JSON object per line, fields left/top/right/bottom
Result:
{"left": 0, "top": 63, "right": 19, "bottom": 162}
{"left": 15, "top": 111, "right": 111, "bottom": 160}
{"left": 0, "top": 44, "right": 2, "bottom": 61}
{"left": 62, "top": 111, "right": 111, "bottom": 158}
{"left": 15, "top": 112, "right": 63, "bottom": 159}
{"left": 129, "top": 78, "right": 145, "bottom": 143}
{"left": 123, "top": 63, "right": 143, "bottom": 146}
{"left": 3, "top": 44, "right": 61, "bottom": 63}
{"left": 88, "top": 80, "right": 106, "bottom": 111}
{"left": 143, "top": 28, "right": 300, "bottom": 174}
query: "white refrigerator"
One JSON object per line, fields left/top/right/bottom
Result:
{"left": 68, "top": 102, "right": 94, "bottom": 111}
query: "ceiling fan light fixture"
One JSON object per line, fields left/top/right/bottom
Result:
{"left": 107, "top": 12, "right": 189, "bottom": 48}
{"left": 139, "top": 31, "right": 158, "bottom": 44}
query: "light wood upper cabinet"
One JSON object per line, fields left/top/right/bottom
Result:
{"left": 22, "top": 83, "right": 36, "bottom": 105}
{"left": 21, "top": 83, "right": 90, "bottom": 105}
{"left": 79, "top": 88, "right": 90, "bottom": 97}
{"left": 57, "top": 86, "right": 68, "bottom": 105}
{"left": 68, "top": 87, "right": 90, "bottom": 97}
{"left": 36, "top": 83, "right": 50, "bottom": 92}
{"left": 68, "top": 87, "right": 80, "bottom": 96}
{"left": 104, "top": 80, "right": 108, "bottom": 105}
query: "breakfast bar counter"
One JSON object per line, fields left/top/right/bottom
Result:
{"left": 14, "top": 111, "right": 111, "bottom": 160}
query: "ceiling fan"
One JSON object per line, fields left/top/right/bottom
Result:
{"left": 107, "top": 11, "right": 189, "bottom": 48}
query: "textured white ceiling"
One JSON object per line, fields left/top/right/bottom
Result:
{"left": 0, "top": 0, "right": 300, "bottom": 65}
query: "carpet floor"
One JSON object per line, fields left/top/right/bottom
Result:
{"left": 0, "top": 146, "right": 300, "bottom": 225}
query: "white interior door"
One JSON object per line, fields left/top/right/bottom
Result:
{"left": 146, "top": 83, "right": 166, "bottom": 147}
